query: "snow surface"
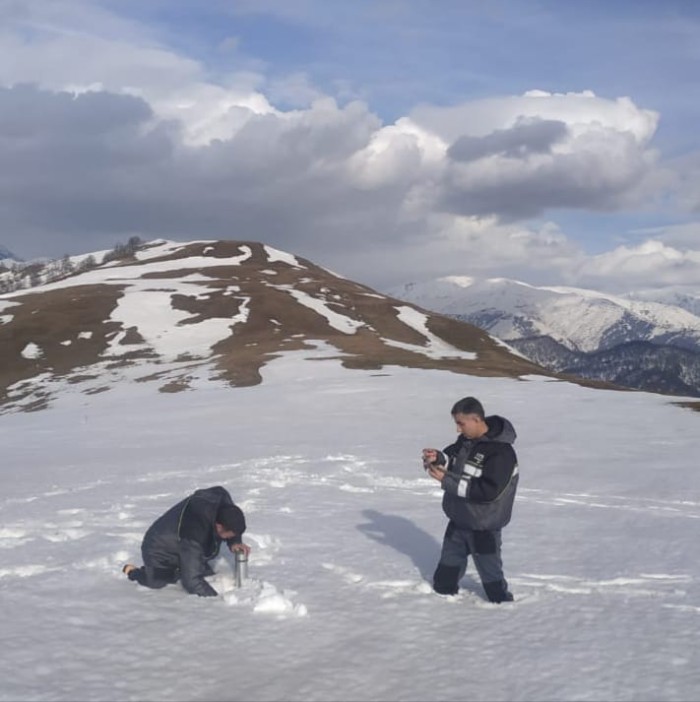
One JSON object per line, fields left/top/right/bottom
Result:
{"left": 280, "top": 286, "right": 365, "bottom": 334}
{"left": 1, "top": 349, "right": 699, "bottom": 701}
{"left": 263, "top": 245, "right": 304, "bottom": 268}
{"left": 20, "top": 342, "right": 42, "bottom": 359}
{"left": 382, "top": 306, "right": 477, "bottom": 360}
{"left": 626, "top": 286, "right": 700, "bottom": 318}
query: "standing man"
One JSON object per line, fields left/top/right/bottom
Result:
{"left": 122, "top": 485, "right": 251, "bottom": 597}
{"left": 423, "top": 396, "right": 518, "bottom": 603}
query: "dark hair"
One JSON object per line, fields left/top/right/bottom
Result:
{"left": 451, "top": 396, "right": 485, "bottom": 419}
{"left": 216, "top": 504, "right": 246, "bottom": 534}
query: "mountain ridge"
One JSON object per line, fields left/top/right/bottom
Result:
{"left": 385, "top": 275, "right": 700, "bottom": 398}
{"left": 0, "top": 239, "right": 560, "bottom": 413}
{"left": 386, "top": 276, "right": 700, "bottom": 353}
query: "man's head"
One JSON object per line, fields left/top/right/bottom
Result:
{"left": 451, "top": 396, "right": 488, "bottom": 439}
{"left": 215, "top": 504, "right": 246, "bottom": 540}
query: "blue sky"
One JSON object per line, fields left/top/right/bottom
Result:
{"left": 146, "top": 1, "right": 700, "bottom": 131}
{"left": 1, "top": 0, "right": 699, "bottom": 290}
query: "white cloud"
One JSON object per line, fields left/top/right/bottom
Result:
{"left": 406, "top": 91, "right": 662, "bottom": 219}
{"left": 345, "top": 118, "right": 442, "bottom": 190}
{"left": 1, "top": 2, "right": 699, "bottom": 294}
{"left": 630, "top": 222, "right": 700, "bottom": 249}
{"left": 0, "top": 1, "right": 270, "bottom": 145}
{"left": 410, "top": 90, "right": 659, "bottom": 143}
{"left": 576, "top": 240, "right": 700, "bottom": 289}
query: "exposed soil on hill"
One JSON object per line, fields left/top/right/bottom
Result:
{"left": 0, "top": 240, "right": 627, "bottom": 412}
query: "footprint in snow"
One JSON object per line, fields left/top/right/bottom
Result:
{"left": 321, "top": 562, "right": 365, "bottom": 584}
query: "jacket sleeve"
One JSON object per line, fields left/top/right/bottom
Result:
{"left": 179, "top": 539, "right": 218, "bottom": 597}
{"left": 435, "top": 442, "right": 458, "bottom": 466}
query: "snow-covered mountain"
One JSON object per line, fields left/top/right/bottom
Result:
{"left": 385, "top": 276, "right": 700, "bottom": 397}
{"left": 0, "top": 239, "right": 550, "bottom": 413}
{"left": 624, "top": 285, "right": 700, "bottom": 318}
{"left": 386, "top": 276, "right": 700, "bottom": 353}
{"left": 0, "top": 244, "right": 20, "bottom": 262}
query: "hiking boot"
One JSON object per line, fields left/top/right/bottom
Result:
{"left": 483, "top": 580, "right": 514, "bottom": 603}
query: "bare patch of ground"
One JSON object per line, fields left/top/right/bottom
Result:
{"left": 673, "top": 401, "right": 700, "bottom": 413}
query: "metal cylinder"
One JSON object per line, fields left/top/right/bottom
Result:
{"left": 234, "top": 551, "right": 248, "bottom": 588}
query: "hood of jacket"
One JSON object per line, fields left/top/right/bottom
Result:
{"left": 481, "top": 415, "right": 516, "bottom": 445}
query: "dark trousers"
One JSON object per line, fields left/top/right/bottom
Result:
{"left": 433, "top": 521, "right": 513, "bottom": 603}
{"left": 128, "top": 561, "right": 215, "bottom": 590}
{"left": 127, "top": 565, "right": 179, "bottom": 589}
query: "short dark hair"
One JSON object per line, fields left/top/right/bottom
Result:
{"left": 216, "top": 504, "right": 246, "bottom": 534}
{"left": 451, "top": 396, "right": 485, "bottom": 419}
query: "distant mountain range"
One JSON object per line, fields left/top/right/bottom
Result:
{"left": 0, "top": 239, "right": 556, "bottom": 413}
{"left": 0, "top": 245, "right": 20, "bottom": 262}
{"left": 386, "top": 277, "right": 700, "bottom": 398}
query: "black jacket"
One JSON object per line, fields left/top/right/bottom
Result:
{"left": 436, "top": 416, "right": 519, "bottom": 531}
{"left": 141, "top": 486, "right": 242, "bottom": 597}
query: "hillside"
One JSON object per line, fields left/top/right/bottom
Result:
{"left": 386, "top": 277, "right": 700, "bottom": 353}
{"left": 386, "top": 275, "right": 700, "bottom": 398}
{"left": 0, "top": 239, "right": 550, "bottom": 413}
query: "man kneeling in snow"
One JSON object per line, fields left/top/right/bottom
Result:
{"left": 123, "top": 485, "right": 251, "bottom": 597}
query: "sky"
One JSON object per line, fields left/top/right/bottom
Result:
{"left": 1, "top": 344, "right": 700, "bottom": 701}
{"left": 2, "top": 0, "right": 700, "bottom": 292}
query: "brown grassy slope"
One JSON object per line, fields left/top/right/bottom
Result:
{"left": 0, "top": 239, "right": 626, "bottom": 410}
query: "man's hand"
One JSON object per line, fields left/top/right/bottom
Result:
{"left": 422, "top": 448, "right": 445, "bottom": 482}
{"left": 230, "top": 542, "right": 251, "bottom": 556}
{"left": 426, "top": 464, "right": 446, "bottom": 482}
{"left": 422, "top": 448, "right": 439, "bottom": 465}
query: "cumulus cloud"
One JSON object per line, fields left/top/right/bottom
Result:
{"left": 0, "top": 79, "right": 694, "bottom": 291}
{"left": 0, "top": 2, "right": 698, "bottom": 293}
{"left": 575, "top": 240, "right": 700, "bottom": 290}
{"left": 0, "top": 83, "right": 414, "bottom": 276}
{"left": 406, "top": 91, "right": 662, "bottom": 220}
{"left": 410, "top": 90, "right": 659, "bottom": 143}
{"left": 447, "top": 118, "right": 569, "bottom": 163}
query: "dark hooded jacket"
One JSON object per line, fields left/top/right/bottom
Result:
{"left": 141, "top": 485, "right": 243, "bottom": 597}
{"left": 435, "top": 415, "right": 518, "bottom": 531}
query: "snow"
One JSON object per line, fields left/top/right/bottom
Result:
{"left": 388, "top": 277, "right": 700, "bottom": 352}
{"left": 1, "top": 241, "right": 256, "bottom": 299}
{"left": 383, "top": 306, "right": 477, "bottom": 360}
{"left": 20, "top": 342, "right": 42, "bottom": 359}
{"left": 105, "top": 278, "right": 249, "bottom": 362}
{"left": 626, "top": 286, "right": 700, "bottom": 318}
{"left": 1, "top": 350, "right": 700, "bottom": 701}
{"left": 264, "top": 244, "right": 304, "bottom": 268}
{"left": 132, "top": 239, "right": 212, "bottom": 263}
{"left": 0, "top": 300, "right": 19, "bottom": 313}
{"left": 0, "top": 299, "right": 18, "bottom": 324}
{"left": 281, "top": 286, "right": 365, "bottom": 334}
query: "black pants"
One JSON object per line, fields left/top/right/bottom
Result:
{"left": 128, "top": 562, "right": 215, "bottom": 589}
{"left": 433, "top": 522, "right": 513, "bottom": 603}
{"left": 127, "top": 565, "right": 179, "bottom": 589}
